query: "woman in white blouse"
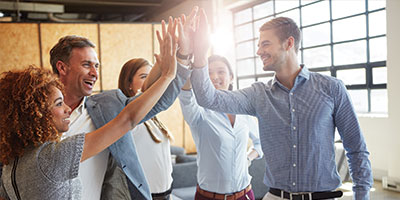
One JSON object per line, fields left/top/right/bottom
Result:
{"left": 178, "top": 55, "right": 263, "bottom": 200}
{"left": 118, "top": 58, "right": 174, "bottom": 200}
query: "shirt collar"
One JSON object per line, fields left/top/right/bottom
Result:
{"left": 74, "top": 97, "right": 87, "bottom": 114}
{"left": 271, "top": 64, "right": 310, "bottom": 86}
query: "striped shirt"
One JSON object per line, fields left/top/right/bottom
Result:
{"left": 191, "top": 65, "right": 373, "bottom": 199}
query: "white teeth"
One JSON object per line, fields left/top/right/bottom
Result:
{"left": 63, "top": 118, "right": 70, "bottom": 122}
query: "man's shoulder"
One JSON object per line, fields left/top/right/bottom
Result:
{"left": 87, "top": 89, "right": 127, "bottom": 103}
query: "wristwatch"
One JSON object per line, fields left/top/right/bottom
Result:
{"left": 176, "top": 50, "right": 193, "bottom": 61}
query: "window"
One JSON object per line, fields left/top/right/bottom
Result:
{"left": 232, "top": 0, "right": 387, "bottom": 113}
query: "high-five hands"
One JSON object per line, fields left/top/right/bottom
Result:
{"left": 192, "top": 8, "right": 210, "bottom": 68}
{"left": 156, "top": 19, "right": 178, "bottom": 81}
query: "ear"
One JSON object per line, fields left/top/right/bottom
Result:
{"left": 284, "top": 36, "right": 295, "bottom": 51}
{"left": 56, "top": 60, "right": 68, "bottom": 76}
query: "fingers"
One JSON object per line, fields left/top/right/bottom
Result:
{"left": 177, "top": 18, "right": 184, "bottom": 39}
{"left": 198, "top": 8, "right": 209, "bottom": 33}
{"left": 161, "top": 20, "right": 167, "bottom": 39}
{"left": 186, "top": 6, "right": 198, "bottom": 24}
{"left": 154, "top": 54, "right": 161, "bottom": 64}
{"left": 180, "top": 14, "right": 186, "bottom": 25}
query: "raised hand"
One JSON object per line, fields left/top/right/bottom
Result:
{"left": 159, "top": 31, "right": 177, "bottom": 80}
{"left": 193, "top": 8, "right": 210, "bottom": 68}
{"left": 177, "top": 6, "right": 198, "bottom": 57}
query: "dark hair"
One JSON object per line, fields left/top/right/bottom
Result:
{"left": 0, "top": 66, "right": 63, "bottom": 165}
{"left": 260, "top": 17, "right": 301, "bottom": 53}
{"left": 118, "top": 58, "right": 151, "bottom": 97}
{"left": 208, "top": 55, "right": 234, "bottom": 90}
{"left": 50, "top": 35, "right": 96, "bottom": 75}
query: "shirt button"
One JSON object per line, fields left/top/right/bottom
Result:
{"left": 293, "top": 182, "right": 296, "bottom": 186}
{"left": 293, "top": 145, "right": 296, "bottom": 148}
{"left": 292, "top": 109, "right": 295, "bottom": 112}
{"left": 290, "top": 92, "right": 294, "bottom": 96}
{"left": 293, "top": 126, "right": 296, "bottom": 130}
{"left": 293, "top": 163, "right": 296, "bottom": 167}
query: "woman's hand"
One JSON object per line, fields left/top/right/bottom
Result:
{"left": 158, "top": 31, "right": 177, "bottom": 81}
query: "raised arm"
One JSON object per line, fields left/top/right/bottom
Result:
{"left": 81, "top": 32, "right": 177, "bottom": 162}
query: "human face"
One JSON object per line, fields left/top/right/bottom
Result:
{"left": 49, "top": 87, "right": 71, "bottom": 133}
{"left": 129, "top": 65, "right": 152, "bottom": 96}
{"left": 62, "top": 47, "right": 99, "bottom": 98}
{"left": 256, "top": 29, "right": 287, "bottom": 72}
{"left": 209, "top": 60, "right": 233, "bottom": 90}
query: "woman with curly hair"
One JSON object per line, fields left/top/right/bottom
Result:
{"left": 0, "top": 31, "right": 177, "bottom": 200}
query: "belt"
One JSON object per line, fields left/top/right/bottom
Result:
{"left": 269, "top": 188, "right": 343, "bottom": 200}
{"left": 196, "top": 185, "right": 252, "bottom": 200}
{"left": 152, "top": 187, "right": 172, "bottom": 198}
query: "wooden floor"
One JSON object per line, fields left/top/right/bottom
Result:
{"left": 339, "top": 181, "right": 400, "bottom": 200}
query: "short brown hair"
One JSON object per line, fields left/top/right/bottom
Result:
{"left": 260, "top": 17, "right": 301, "bottom": 53}
{"left": 50, "top": 35, "right": 95, "bottom": 75}
{"left": 0, "top": 66, "right": 63, "bottom": 165}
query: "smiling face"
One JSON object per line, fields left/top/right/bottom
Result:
{"left": 61, "top": 47, "right": 99, "bottom": 99}
{"left": 49, "top": 87, "right": 71, "bottom": 133}
{"left": 209, "top": 60, "right": 233, "bottom": 91}
{"left": 256, "top": 29, "right": 288, "bottom": 72}
{"left": 129, "top": 65, "right": 151, "bottom": 96}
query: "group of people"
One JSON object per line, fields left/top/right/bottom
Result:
{"left": 0, "top": 6, "right": 372, "bottom": 200}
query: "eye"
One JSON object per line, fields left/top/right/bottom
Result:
{"left": 140, "top": 75, "right": 148, "bottom": 79}
{"left": 56, "top": 101, "right": 63, "bottom": 107}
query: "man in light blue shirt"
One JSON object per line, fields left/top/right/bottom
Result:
{"left": 187, "top": 10, "right": 372, "bottom": 200}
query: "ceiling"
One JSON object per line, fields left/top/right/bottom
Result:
{"left": 0, "top": 0, "right": 184, "bottom": 22}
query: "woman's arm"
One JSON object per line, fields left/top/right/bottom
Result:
{"left": 81, "top": 32, "right": 177, "bottom": 162}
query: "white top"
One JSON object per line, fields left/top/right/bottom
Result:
{"left": 61, "top": 97, "right": 109, "bottom": 200}
{"left": 131, "top": 120, "right": 173, "bottom": 193}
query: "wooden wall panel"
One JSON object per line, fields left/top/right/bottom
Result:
{"left": 99, "top": 24, "right": 153, "bottom": 90}
{"left": 0, "top": 23, "right": 41, "bottom": 73}
{"left": 40, "top": 23, "right": 100, "bottom": 91}
{"left": 157, "top": 100, "right": 184, "bottom": 147}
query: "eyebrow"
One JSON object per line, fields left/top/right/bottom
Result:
{"left": 53, "top": 97, "right": 63, "bottom": 103}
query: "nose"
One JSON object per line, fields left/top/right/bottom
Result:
{"left": 89, "top": 65, "right": 99, "bottom": 79}
{"left": 209, "top": 73, "right": 218, "bottom": 81}
{"left": 64, "top": 103, "right": 72, "bottom": 114}
{"left": 256, "top": 46, "right": 262, "bottom": 56}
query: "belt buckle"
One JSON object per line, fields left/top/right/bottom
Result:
{"left": 224, "top": 194, "right": 233, "bottom": 200}
{"left": 289, "top": 192, "right": 312, "bottom": 200}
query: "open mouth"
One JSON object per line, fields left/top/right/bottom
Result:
{"left": 84, "top": 80, "right": 95, "bottom": 88}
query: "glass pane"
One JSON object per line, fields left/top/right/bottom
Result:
{"left": 237, "top": 58, "right": 255, "bottom": 76}
{"left": 332, "top": 0, "right": 365, "bottom": 19}
{"left": 369, "top": 10, "right": 386, "bottom": 37}
{"left": 303, "top": 46, "right": 331, "bottom": 68}
{"left": 347, "top": 89, "right": 368, "bottom": 113}
{"left": 333, "top": 15, "right": 366, "bottom": 42}
{"left": 336, "top": 68, "right": 366, "bottom": 85}
{"left": 253, "top": 1, "right": 273, "bottom": 20}
{"left": 333, "top": 40, "right": 367, "bottom": 65}
{"left": 301, "top": 0, "right": 320, "bottom": 6}
{"left": 371, "top": 89, "right": 388, "bottom": 113}
{"left": 238, "top": 78, "right": 256, "bottom": 89}
{"left": 302, "top": 23, "right": 330, "bottom": 47}
{"left": 369, "top": 0, "right": 386, "bottom": 11}
{"left": 302, "top": 1, "right": 330, "bottom": 26}
{"left": 373, "top": 67, "right": 387, "bottom": 84}
{"left": 253, "top": 17, "right": 271, "bottom": 37}
{"left": 275, "top": 0, "right": 298, "bottom": 13}
{"left": 235, "top": 23, "right": 254, "bottom": 42}
{"left": 369, "top": 37, "right": 387, "bottom": 62}
{"left": 234, "top": 8, "right": 252, "bottom": 25}
{"left": 317, "top": 71, "right": 331, "bottom": 76}
{"left": 276, "top": 9, "right": 300, "bottom": 26}
{"left": 236, "top": 41, "right": 254, "bottom": 59}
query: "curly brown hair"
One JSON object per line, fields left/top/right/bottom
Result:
{"left": 0, "top": 66, "right": 63, "bottom": 165}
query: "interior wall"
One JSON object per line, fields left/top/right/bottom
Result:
{"left": 0, "top": 23, "right": 41, "bottom": 72}
{"left": 0, "top": 22, "right": 194, "bottom": 153}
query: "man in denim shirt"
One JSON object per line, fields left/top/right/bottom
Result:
{"left": 188, "top": 10, "right": 372, "bottom": 200}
